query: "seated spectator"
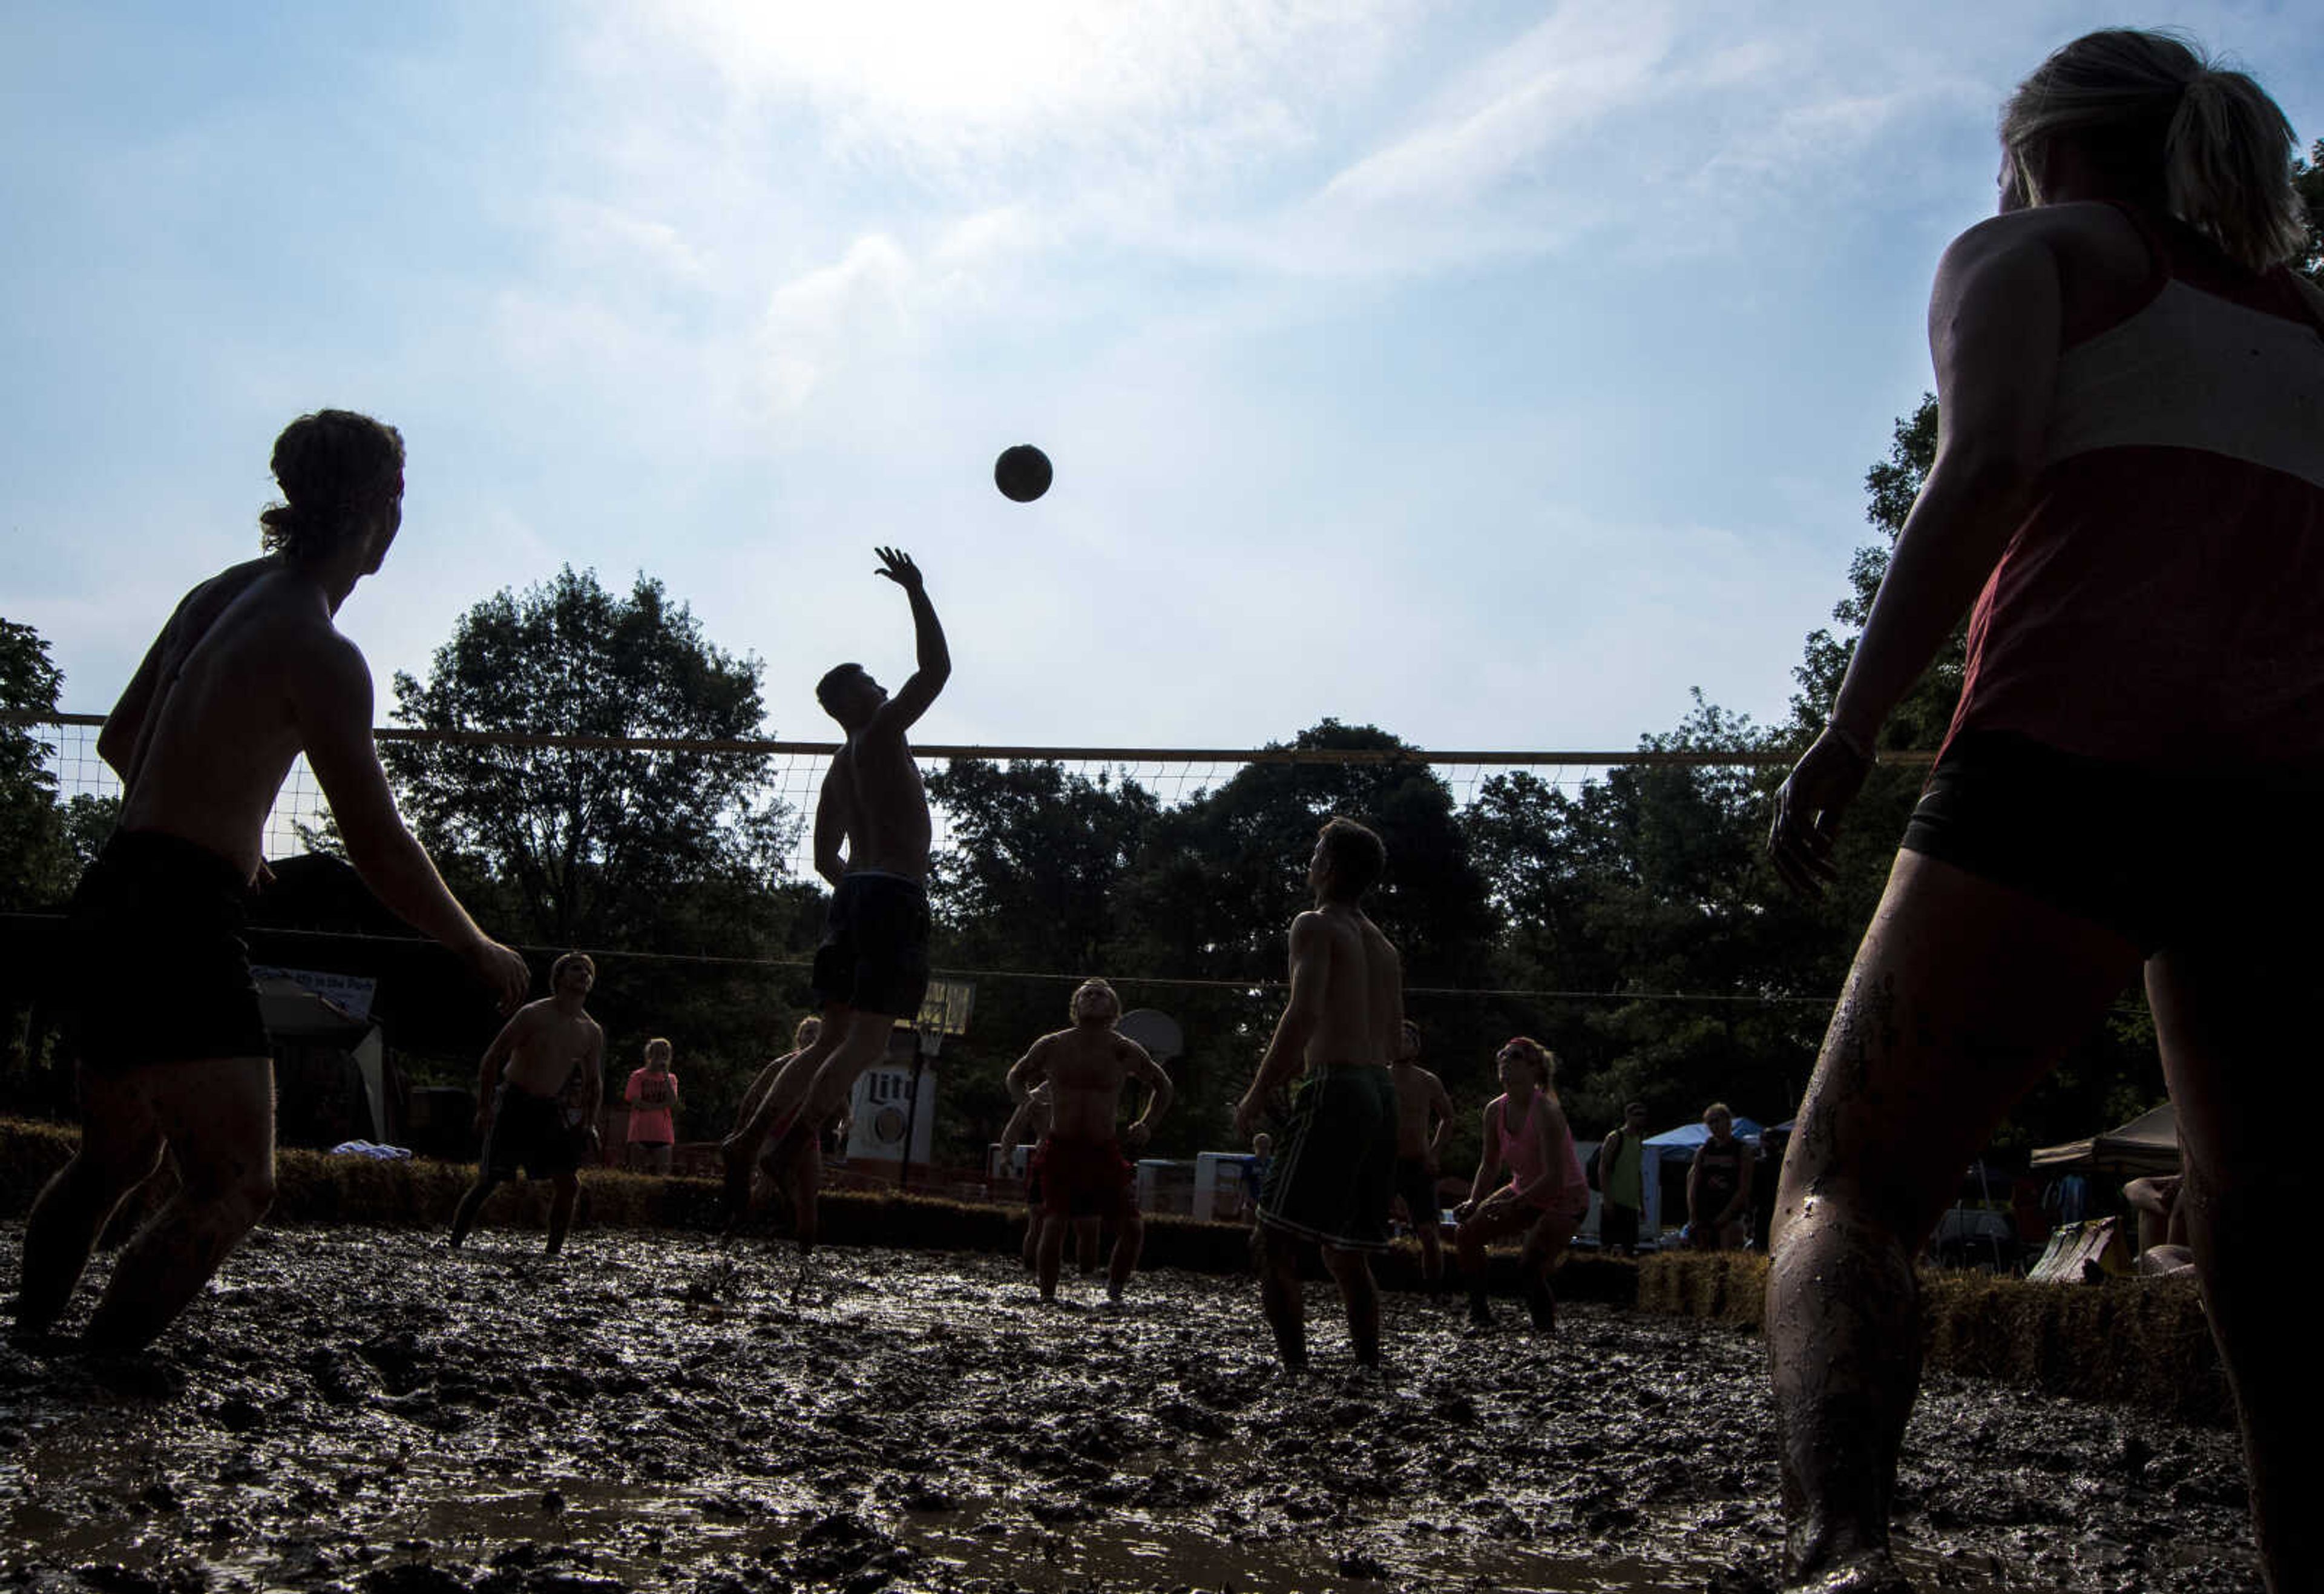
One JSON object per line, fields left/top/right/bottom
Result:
{"left": 2124, "top": 1173, "right": 2195, "bottom": 1277}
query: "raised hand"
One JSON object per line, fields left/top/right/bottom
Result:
{"left": 1767, "top": 728, "right": 1876, "bottom": 898}
{"left": 873, "top": 547, "right": 924, "bottom": 592}
{"left": 471, "top": 938, "right": 531, "bottom": 1014}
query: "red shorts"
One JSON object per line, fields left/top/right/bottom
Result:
{"left": 1032, "top": 1135, "right": 1136, "bottom": 1223}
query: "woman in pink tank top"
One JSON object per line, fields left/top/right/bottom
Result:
{"left": 1450, "top": 1038, "right": 1587, "bottom": 1332}
{"left": 1762, "top": 29, "right": 2321, "bottom": 1592}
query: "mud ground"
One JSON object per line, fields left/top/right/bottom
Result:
{"left": 0, "top": 1222, "right": 2262, "bottom": 1593}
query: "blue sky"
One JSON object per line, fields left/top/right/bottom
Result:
{"left": 4, "top": 3, "right": 2318, "bottom": 753}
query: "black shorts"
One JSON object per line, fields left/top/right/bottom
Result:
{"left": 67, "top": 830, "right": 268, "bottom": 1070}
{"left": 1393, "top": 1155, "right": 1443, "bottom": 1231}
{"left": 482, "top": 1084, "right": 582, "bottom": 1181}
{"left": 1259, "top": 1065, "right": 1399, "bottom": 1253}
{"left": 1600, "top": 1201, "right": 1643, "bottom": 1250}
{"left": 811, "top": 873, "right": 931, "bottom": 1018}
{"left": 1902, "top": 731, "right": 2324, "bottom": 956}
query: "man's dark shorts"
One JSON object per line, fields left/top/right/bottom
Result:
{"left": 811, "top": 872, "right": 931, "bottom": 1018}
{"left": 1393, "top": 1154, "right": 1445, "bottom": 1233}
{"left": 1260, "top": 1064, "right": 1399, "bottom": 1253}
{"left": 1902, "top": 730, "right": 2324, "bottom": 957}
{"left": 1600, "top": 1200, "right": 1643, "bottom": 1251}
{"left": 67, "top": 829, "right": 268, "bottom": 1070}
{"left": 1033, "top": 1134, "right": 1137, "bottom": 1225}
{"left": 482, "top": 1084, "right": 582, "bottom": 1181}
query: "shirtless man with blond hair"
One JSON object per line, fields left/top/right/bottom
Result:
{"left": 1006, "top": 979, "right": 1173, "bottom": 1305}
{"left": 1234, "top": 817, "right": 1405, "bottom": 1370}
{"left": 1388, "top": 1019, "right": 1456, "bottom": 1290}
{"left": 722, "top": 548, "right": 948, "bottom": 1223}
{"left": 16, "top": 409, "right": 528, "bottom": 1351}
{"left": 449, "top": 951, "right": 605, "bottom": 1256}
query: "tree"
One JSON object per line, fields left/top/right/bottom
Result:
{"left": 0, "top": 618, "right": 70, "bottom": 911}
{"left": 384, "top": 568, "right": 793, "bottom": 950}
{"left": 1115, "top": 720, "right": 1501, "bottom": 1147}
{"left": 2294, "top": 138, "right": 2323, "bottom": 289}
{"left": 378, "top": 570, "right": 815, "bottom": 1131}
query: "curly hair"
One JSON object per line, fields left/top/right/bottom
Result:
{"left": 258, "top": 409, "right": 405, "bottom": 561}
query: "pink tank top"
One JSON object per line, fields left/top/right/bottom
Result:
{"left": 1946, "top": 206, "right": 2324, "bottom": 771}
{"left": 1494, "top": 1093, "right": 1589, "bottom": 1211}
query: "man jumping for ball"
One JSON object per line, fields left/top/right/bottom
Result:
{"left": 721, "top": 548, "right": 948, "bottom": 1223}
{"left": 1235, "top": 817, "right": 1405, "bottom": 1371}
{"left": 1005, "top": 979, "right": 1174, "bottom": 1306}
{"left": 17, "top": 410, "right": 528, "bottom": 1351}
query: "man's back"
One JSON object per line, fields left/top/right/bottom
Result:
{"left": 115, "top": 559, "right": 341, "bottom": 878}
{"left": 1301, "top": 905, "right": 1402, "bottom": 1066}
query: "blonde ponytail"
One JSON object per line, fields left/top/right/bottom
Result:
{"left": 2001, "top": 30, "right": 2304, "bottom": 272}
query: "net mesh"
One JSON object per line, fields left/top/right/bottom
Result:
{"left": 19, "top": 714, "right": 1800, "bottom": 881}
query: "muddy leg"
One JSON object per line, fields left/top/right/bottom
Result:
{"left": 545, "top": 1171, "right": 579, "bottom": 1256}
{"left": 1454, "top": 1204, "right": 1523, "bottom": 1327}
{"left": 15, "top": 1068, "right": 166, "bottom": 1338}
{"left": 1255, "top": 1225, "right": 1307, "bottom": 1369}
{"left": 85, "top": 1057, "right": 277, "bottom": 1352}
{"left": 2149, "top": 940, "right": 2316, "bottom": 1593}
{"left": 1415, "top": 1221, "right": 1443, "bottom": 1288}
{"left": 720, "top": 1006, "right": 846, "bottom": 1211}
{"left": 1036, "top": 1212, "right": 1068, "bottom": 1302}
{"left": 789, "top": 1136, "right": 821, "bottom": 1255}
{"left": 1020, "top": 1208, "right": 1039, "bottom": 1271}
{"left": 1320, "top": 1243, "right": 1380, "bottom": 1367}
{"left": 1518, "top": 1213, "right": 1577, "bottom": 1331}
{"left": 1106, "top": 1211, "right": 1144, "bottom": 1303}
{"left": 448, "top": 1170, "right": 504, "bottom": 1249}
{"left": 1768, "top": 853, "right": 2135, "bottom": 1586}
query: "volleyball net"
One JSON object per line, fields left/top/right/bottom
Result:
{"left": 11, "top": 711, "right": 1862, "bottom": 886}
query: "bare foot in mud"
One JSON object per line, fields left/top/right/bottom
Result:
{"left": 1786, "top": 1547, "right": 1914, "bottom": 1594}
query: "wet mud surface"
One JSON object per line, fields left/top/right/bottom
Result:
{"left": 1, "top": 1223, "right": 2262, "bottom": 1592}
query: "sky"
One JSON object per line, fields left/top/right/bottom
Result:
{"left": 4, "top": 2, "right": 2319, "bottom": 756}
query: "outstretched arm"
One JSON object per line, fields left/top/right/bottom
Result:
{"left": 298, "top": 637, "right": 528, "bottom": 1011}
{"left": 1465, "top": 1102, "right": 1502, "bottom": 1209}
{"left": 1770, "top": 214, "right": 2064, "bottom": 895}
{"left": 869, "top": 548, "right": 949, "bottom": 733}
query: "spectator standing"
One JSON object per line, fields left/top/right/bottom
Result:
{"left": 623, "top": 1038, "right": 681, "bottom": 1174}
{"left": 1686, "top": 1104, "right": 1753, "bottom": 1250}
{"left": 1597, "top": 1102, "right": 1650, "bottom": 1254}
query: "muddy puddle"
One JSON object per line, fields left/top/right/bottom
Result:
{"left": 0, "top": 1222, "right": 2263, "bottom": 1592}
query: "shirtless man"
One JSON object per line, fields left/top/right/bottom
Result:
{"left": 1388, "top": 1019, "right": 1455, "bottom": 1291}
{"left": 729, "top": 1016, "right": 826, "bottom": 1250}
{"left": 1233, "top": 818, "right": 1405, "bottom": 1370}
{"left": 721, "top": 548, "right": 947, "bottom": 1222}
{"left": 1006, "top": 979, "right": 1174, "bottom": 1305}
{"left": 15, "top": 409, "right": 528, "bottom": 1350}
{"left": 449, "top": 952, "right": 605, "bottom": 1256}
